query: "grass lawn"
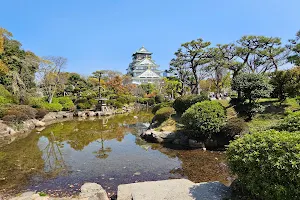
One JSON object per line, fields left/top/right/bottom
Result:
{"left": 218, "top": 98, "right": 300, "bottom": 133}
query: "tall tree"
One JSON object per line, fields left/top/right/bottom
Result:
{"left": 180, "top": 38, "right": 211, "bottom": 94}
{"left": 287, "top": 30, "right": 300, "bottom": 66}
{"left": 38, "top": 56, "right": 67, "bottom": 103}
{"left": 169, "top": 49, "right": 191, "bottom": 95}
{"left": 206, "top": 46, "right": 233, "bottom": 98}
{"left": 236, "top": 35, "right": 286, "bottom": 74}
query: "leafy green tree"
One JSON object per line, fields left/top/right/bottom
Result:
{"left": 140, "top": 83, "right": 156, "bottom": 95}
{"left": 162, "top": 77, "right": 181, "bottom": 99}
{"left": 206, "top": 46, "right": 233, "bottom": 97}
{"left": 169, "top": 49, "right": 193, "bottom": 95}
{"left": 287, "top": 30, "right": 300, "bottom": 66}
{"left": 232, "top": 73, "right": 273, "bottom": 119}
{"left": 270, "top": 67, "right": 300, "bottom": 102}
{"left": 235, "top": 35, "right": 286, "bottom": 74}
{"left": 172, "top": 39, "right": 211, "bottom": 94}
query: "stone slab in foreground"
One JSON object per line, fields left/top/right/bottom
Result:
{"left": 117, "top": 179, "right": 231, "bottom": 200}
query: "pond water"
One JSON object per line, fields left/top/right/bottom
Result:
{"left": 0, "top": 111, "right": 231, "bottom": 197}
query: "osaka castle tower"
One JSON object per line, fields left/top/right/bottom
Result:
{"left": 127, "top": 46, "right": 162, "bottom": 84}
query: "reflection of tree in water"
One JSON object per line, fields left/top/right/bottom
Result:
{"left": 0, "top": 132, "right": 45, "bottom": 191}
{"left": 93, "top": 119, "right": 112, "bottom": 159}
{"left": 39, "top": 111, "right": 153, "bottom": 152}
{"left": 42, "top": 132, "right": 68, "bottom": 175}
{"left": 93, "top": 138, "right": 112, "bottom": 159}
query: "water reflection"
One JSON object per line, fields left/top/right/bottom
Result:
{"left": 0, "top": 111, "right": 231, "bottom": 197}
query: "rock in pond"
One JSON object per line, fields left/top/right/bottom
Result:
{"left": 141, "top": 129, "right": 177, "bottom": 143}
{"left": 77, "top": 111, "right": 86, "bottom": 118}
{"left": 80, "top": 182, "right": 109, "bottom": 200}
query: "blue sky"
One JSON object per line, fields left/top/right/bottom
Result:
{"left": 1, "top": 0, "right": 299, "bottom": 75}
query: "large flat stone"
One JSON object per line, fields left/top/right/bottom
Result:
{"left": 117, "top": 179, "right": 231, "bottom": 200}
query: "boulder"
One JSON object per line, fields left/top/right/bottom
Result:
{"left": 141, "top": 129, "right": 177, "bottom": 143}
{"left": 0, "top": 123, "right": 16, "bottom": 136}
{"left": 23, "top": 120, "right": 36, "bottom": 130}
{"left": 87, "top": 111, "right": 96, "bottom": 117}
{"left": 56, "top": 111, "right": 67, "bottom": 119}
{"left": 77, "top": 111, "right": 86, "bottom": 117}
{"left": 80, "top": 182, "right": 109, "bottom": 200}
{"left": 32, "top": 119, "right": 45, "bottom": 127}
{"left": 188, "top": 139, "right": 204, "bottom": 148}
{"left": 42, "top": 112, "right": 57, "bottom": 122}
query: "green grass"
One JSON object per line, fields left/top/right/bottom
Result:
{"left": 247, "top": 97, "right": 300, "bottom": 133}
{"left": 217, "top": 99, "right": 237, "bottom": 119}
{"left": 38, "top": 192, "right": 47, "bottom": 197}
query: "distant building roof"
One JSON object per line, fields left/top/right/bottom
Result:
{"left": 133, "top": 46, "right": 152, "bottom": 55}
{"left": 135, "top": 69, "right": 161, "bottom": 79}
{"left": 135, "top": 58, "right": 157, "bottom": 66}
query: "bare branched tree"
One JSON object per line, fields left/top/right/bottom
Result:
{"left": 37, "top": 56, "right": 67, "bottom": 103}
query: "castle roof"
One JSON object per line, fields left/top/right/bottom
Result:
{"left": 133, "top": 46, "right": 152, "bottom": 55}
{"left": 135, "top": 69, "right": 161, "bottom": 78}
{"left": 135, "top": 58, "right": 157, "bottom": 66}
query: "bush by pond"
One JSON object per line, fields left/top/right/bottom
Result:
{"left": 41, "top": 102, "right": 63, "bottom": 112}
{"left": 152, "top": 102, "right": 173, "bottom": 114}
{"left": 153, "top": 107, "right": 175, "bottom": 123}
{"left": 277, "top": 111, "right": 300, "bottom": 132}
{"left": 181, "top": 101, "right": 226, "bottom": 137}
{"left": 2, "top": 105, "right": 37, "bottom": 123}
{"left": 173, "top": 93, "right": 209, "bottom": 115}
{"left": 53, "top": 97, "right": 75, "bottom": 111}
{"left": 0, "top": 85, "right": 14, "bottom": 105}
{"left": 219, "top": 117, "right": 249, "bottom": 139}
{"left": 227, "top": 130, "right": 300, "bottom": 200}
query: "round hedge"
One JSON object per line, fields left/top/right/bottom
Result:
{"left": 173, "top": 93, "right": 209, "bottom": 115}
{"left": 152, "top": 102, "right": 173, "bottom": 114}
{"left": 153, "top": 107, "right": 175, "bottom": 123}
{"left": 181, "top": 101, "right": 226, "bottom": 136}
{"left": 227, "top": 130, "right": 300, "bottom": 200}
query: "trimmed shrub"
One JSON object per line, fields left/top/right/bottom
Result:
{"left": 277, "top": 111, "right": 300, "bottom": 132}
{"left": 114, "top": 101, "right": 123, "bottom": 109}
{"left": 41, "top": 102, "right": 63, "bottom": 112}
{"left": 138, "top": 97, "right": 155, "bottom": 106}
{"left": 28, "top": 97, "right": 45, "bottom": 108}
{"left": 220, "top": 118, "right": 249, "bottom": 138}
{"left": 75, "top": 98, "right": 92, "bottom": 110}
{"left": 152, "top": 102, "right": 173, "bottom": 114}
{"left": 0, "top": 96, "right": 12, "bottom": 105}
{"left": 36, "top": 108, "right": 49, "bottom": 119}
{"left": 296, "top": 96, "right": 300, "bottom": 105}
{"left": 227, "top": 130, "right": 300, "bottom": 200}
{"left": 53, "top": 97, "right": 75, "bottom": 111}
{"left": 2, "top": 105, "right": 37, "bottom": 123}
{"left": 153, "top": 107, "right": 175, "bottom": 123}
{"left": 155, "top": 94, "right": 164, "bottom": 103}
{"left": 181, "top": 101, "right": 226, "bottom": 136}
{"left": 0, "top": 85, "right": 13, "bottom": 104}
{"left": 173, "top": 93, "right": 209, "bottom": 115}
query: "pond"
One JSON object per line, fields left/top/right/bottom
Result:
{"left": 0, "top": 111, "right": 231, "bottom": 197}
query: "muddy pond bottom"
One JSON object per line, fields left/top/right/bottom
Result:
{"left": 0, "top": 112, "right": 231, "bottom": 198}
